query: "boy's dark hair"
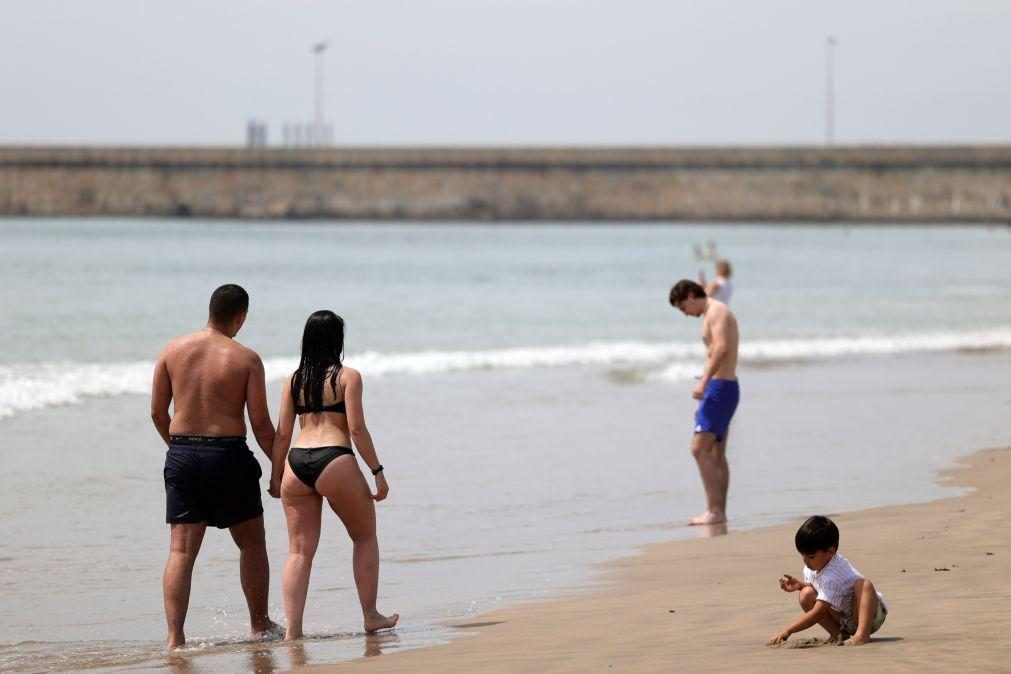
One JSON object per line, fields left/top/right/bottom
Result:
{"left": 208, "top": 284, "right": 249, "bottom": 323}
{"left": 669, "top": 279, "right": 706, "bottom": 307}
{"left": 795, "top": 515, "right": 839, "bottom": 554}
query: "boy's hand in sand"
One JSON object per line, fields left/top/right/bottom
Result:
{"left": 779, "top": 574, "right": 804, "bottom": 592}
{"left": 768, "top": 629, "right": 791, "bottom": 645}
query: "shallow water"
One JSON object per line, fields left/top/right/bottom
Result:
{"left": 0, "top": 220, "right": 1008, "bottom": 672}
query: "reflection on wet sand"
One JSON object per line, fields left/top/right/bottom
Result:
{"left": 249, "top": 643, "right": 277, "bottom": 673}
{"left": 278, "top": 630, "right": 400, "bottom": 669}
{"left": 365, "top": 631, "right": 401, "bottom": 657}
{"left": 165, "top": 650, "right": 197, "bottom": 674}
{"left": 694, "top": 522, "right": 728, "bottom": 538}
{"left": 286, "top": 640, "right": 307, "bottom": 669}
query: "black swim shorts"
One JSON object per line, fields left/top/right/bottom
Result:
{"left": 164, "top": 435, "right": 264, "bottom": 528}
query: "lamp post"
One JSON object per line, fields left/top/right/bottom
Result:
{"left": 825, "top": 35, "right": 837, "bottom": 146}
{"left": 311, "top": 41, "right": 329, "bottom": 146}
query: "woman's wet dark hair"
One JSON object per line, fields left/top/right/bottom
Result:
{"left": 795, "top": 515, "right": 840, "bottom": 555}
{"left": 292, "top": 310, "right": 345, "bottom": 410}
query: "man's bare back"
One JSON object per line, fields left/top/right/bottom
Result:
{"left": 153, "top": 329, "right": 263, "bottom": 441}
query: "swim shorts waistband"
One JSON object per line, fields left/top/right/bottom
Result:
{"left": 169, "top": 435, "right": 248, "bottom": 449}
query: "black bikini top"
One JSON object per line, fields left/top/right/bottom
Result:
{"left": 295, "top": 399, "right": 346, "bottom": 415}
{"left": 292, "top": 372, "right": 346, "bottom": 415}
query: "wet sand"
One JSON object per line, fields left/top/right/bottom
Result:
{"left": 302, "top": 446, "right": 1011, "bottom": 672}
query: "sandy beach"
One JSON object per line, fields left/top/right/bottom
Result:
{"left": 302, "top": 446, "right": 1011, "bottom": 672}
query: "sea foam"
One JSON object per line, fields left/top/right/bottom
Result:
{"left": 0, "top": 328, "right": 1008, "bottom": 419}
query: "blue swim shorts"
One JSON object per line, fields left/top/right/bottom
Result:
{"left": 694, "top": 379, "right": 740, "bottom": 441}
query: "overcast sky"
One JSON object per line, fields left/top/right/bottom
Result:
{"left": 1, "top": 0, "right": 1009, "bottom": 146}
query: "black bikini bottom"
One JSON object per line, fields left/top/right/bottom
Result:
{"left": 288, "top": 446, "right": 354, "bottom": 489}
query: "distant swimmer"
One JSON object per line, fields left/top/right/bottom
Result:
{"left": 269, "top": 310, "right": 398, "bottom": 639}
{"left": 669, "top": 279, "right": 740, "bottom": 525}
{"left": 151, "top": 284, "right": 279, "bottom": 648}
{"left": 699, "top": 258, "right": 734, "bottom": 305}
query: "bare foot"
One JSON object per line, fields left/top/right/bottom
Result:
{"left": 688, "top": 509, "right": 726, "bottom": 525}
{"left": 843, "top": 633, "right": 870, "bottom": 646}
{"left": 166, "top": 636, "right": 185, "bottom": 649}
{"left": 252, "top": 619, "right": 283, "bottom": 638}
{"left": 364, "top": 611, "right": 400, "bottom": 633}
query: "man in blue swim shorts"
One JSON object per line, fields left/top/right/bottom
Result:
{"left": 670, "top": 279, "right": 740, "bottom": 525}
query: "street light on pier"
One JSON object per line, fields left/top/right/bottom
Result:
{"left": 311, "top": 41, "right": 329, "bottom": 146}
{"left": 825, "top": 35, "right": 837, "bottom": 146}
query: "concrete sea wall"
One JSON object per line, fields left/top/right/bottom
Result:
{"left": 1, "top": 146, "right": 1009, "bottom": 222}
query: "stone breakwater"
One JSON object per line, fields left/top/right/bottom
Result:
{"left": 1, "top": 146, "right": 1009, "bottom": 222}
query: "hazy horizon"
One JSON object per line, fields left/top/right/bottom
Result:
{"left": 2, "top": 1, "right": 1010, "bottom": 147}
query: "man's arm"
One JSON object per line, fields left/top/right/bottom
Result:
{"left": 150, "top": 352, "right": 173, "bottom": 445}
{"left": 245, "top": 354, "right": 275, "bottom": 458}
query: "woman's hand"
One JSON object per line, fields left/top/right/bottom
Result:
{"left": 372, "top": 472, "right": 389, "bottom": 501}
{"left": 268, "top": 473, "right": 282, "bottom": 499}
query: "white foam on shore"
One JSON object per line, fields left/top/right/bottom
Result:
{"left": 0, "top": 361, "right": 155, "bottom": 419}
{"left": 1, "top": 328, "right": 1009, "bottom": 419}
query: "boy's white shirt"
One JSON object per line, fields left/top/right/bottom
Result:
{"left": 802, "top": 554, "right": 888, "bottom": 615}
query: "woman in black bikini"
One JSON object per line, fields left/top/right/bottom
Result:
{"left": 269, "top": 310, "right": 397, "bottom": 639}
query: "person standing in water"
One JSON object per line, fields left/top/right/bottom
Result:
{"left": 151, "top": 284, "right": 278, "bottom": 648}
{"left": 269, "top": 310, "right": 398, "bottom": 639}
{"left": 669, "top": 279, "right": 740, "bottom": 525}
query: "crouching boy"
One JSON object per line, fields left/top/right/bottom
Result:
{"left": 768, "top": 515, "right": 888, "bottom": 646}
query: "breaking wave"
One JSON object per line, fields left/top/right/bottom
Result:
{"left": 1, "top": 328, "right": 1008, "bottom": 419}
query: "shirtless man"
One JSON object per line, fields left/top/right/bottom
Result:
{"left": 669, "top": 279, "right": 740, "bottom": 525}
{"left": 151, "top": 284, "right": 278, "bottom": 648}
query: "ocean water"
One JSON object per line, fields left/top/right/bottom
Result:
{"left": 0, "top": 219, "right": 1009, "bottom": 672}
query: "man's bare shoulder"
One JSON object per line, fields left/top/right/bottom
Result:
{"left": 160, "top": 331, "right": 205, "bottom": 356}
{"left": 161, "top": 332, "right": 260, "bottom": 364}
{"left": 229, "top": 339, "right": 261, "bottom": 359}
{"left": 229, "top": 341, "right": 265, "bottom": 374}
{"left": 708, "top": 300, "right": 736, "bottom": 323}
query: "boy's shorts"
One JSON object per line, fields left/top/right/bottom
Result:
{"left": 840, "top": 594, "right": 888, "bottom": 636}
{"left": 694, "top": 379, "right": 739, "bottom": 441}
